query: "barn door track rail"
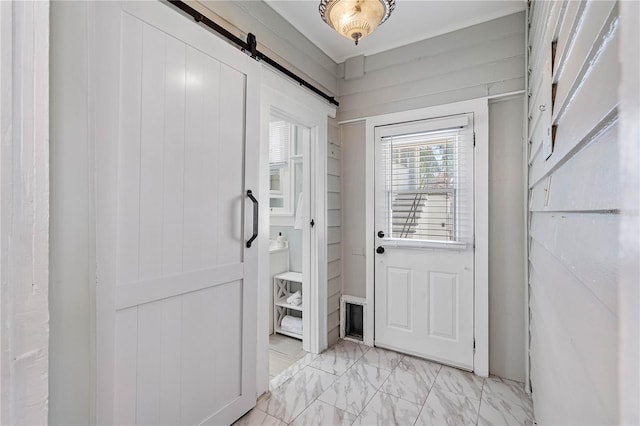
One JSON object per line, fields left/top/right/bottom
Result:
{"left": 168, "top": 0, "right": 340, "bottom": 107}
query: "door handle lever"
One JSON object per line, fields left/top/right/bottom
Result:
{"left": 246, "top": 190, "right": 258, "bottom": 248}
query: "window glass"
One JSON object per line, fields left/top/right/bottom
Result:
{"left": 381, "top": 129, "right": 459, "bottom": 241}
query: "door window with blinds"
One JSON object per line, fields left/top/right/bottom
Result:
{"left": 376, "top": 114, "right": 474, "bottom": 245}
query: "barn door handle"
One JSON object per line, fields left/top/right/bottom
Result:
{"left": 246, "top": 190, "right": 258, "bottom": 248}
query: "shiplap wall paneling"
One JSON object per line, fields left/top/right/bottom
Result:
{"left": 336, "top": 12, "right": 525, "bottom": 121}
{"left": 527, "top": 0, "right": 620, "bottom": 424}
{"left": 327, "top": 118, "right": 342, "bottom": 346}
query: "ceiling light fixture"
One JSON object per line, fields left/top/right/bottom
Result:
{"left": 319, "top": 0, "right": 395, "bottom": 45}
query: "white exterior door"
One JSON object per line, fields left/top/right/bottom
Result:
{"left": 374, "top": 114, "right": 475, "bottom": 370}
{"left": 93, "top": 2, "right": 260, "bottom": 425}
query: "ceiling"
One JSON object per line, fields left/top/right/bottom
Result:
{"left": 264, "top": 0, "right": 525, "bottom": 63}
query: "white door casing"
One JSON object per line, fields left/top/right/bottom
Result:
{"left": 364, "top": 98, "right": 489, "bottom": 376}
{"left": 268, "top": 109, "right": 312, "bottom": 348}
{"left": 256, "top": 68, "right": 336, "bottom": 396}
{"left": 373, "top": 114, "right": 475, "bottom": 370}
{"left": 93, "top": 2, "right": 260, "bottom": 424}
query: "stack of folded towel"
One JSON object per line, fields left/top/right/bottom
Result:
{"left": 280, "top": 315, "right": 303, "bottom": 334}
{"left": 286, "top": 290, "right": 302, "bottom": 306}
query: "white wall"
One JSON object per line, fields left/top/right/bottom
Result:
{"left": 48, "top": 2, "right": 94, "bottom": 424}
{"left": 337, "top": 12, "right": 525, "bottom": 122}
{"left": 338, "top": 12, "right": 526, "bottom": 381}
{"left": 527, "top": 1, "right": 620, "bottom": 423}
{"left": 270, "top": 226, "right": 302, "bottom": 272}
{"left": 488, "top": 96, "right": 525, "bottom": 382}
{"left": 0, "top": 1, "right": 50, "bottom": 424}
{"left": 618, "top": 1, "right": 640, "bottom": 423}
{"left": 340, "top": 121, "right": 366, "bottom": 299}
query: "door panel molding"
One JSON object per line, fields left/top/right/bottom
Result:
{"left": 428, "top": 271, "right": 458, "bottom": 340}
{"left": 386, "top": 267, "right": 413, "bottom": 330}
{"left": 364, "top": 98, "right": 489, "bottom": 376}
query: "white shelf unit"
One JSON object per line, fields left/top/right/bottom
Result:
{"left": 273, "top": 271, "right": 303, "bottom": 340}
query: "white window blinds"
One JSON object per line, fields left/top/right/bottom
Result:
{"left": 269, "top": 120, "right": 290, "bottom": 169}
{"left": 380, "top": 124, "right": 473, "bottom": 243}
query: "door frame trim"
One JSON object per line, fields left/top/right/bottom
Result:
{"left": 364, "top": 98, "right": 489, "bottom": 377}
{"left": 256, "top": 68, "right": 336, "bottom": 396}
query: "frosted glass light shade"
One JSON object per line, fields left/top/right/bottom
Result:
{"left": 319, "top": 0, "right": 395, "bottom": 45}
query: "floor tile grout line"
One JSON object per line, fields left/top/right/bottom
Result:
{"left": 287, "top": 352, "right": 359, "bottom": 426}
{"left": 278, "top": 365, "right": 340, "bottom": 425}
{"left": 410, "top": 362, "right": 441, "bottom": 426}
{"left": 370, "top": 353, "right": 441, "bottom": 407}
{"left": 350, "top": 378, "right": 381, "bottom": 424}
{"left": 412, "top": 395, "right": 427, "bottom": 426}
{"left": 310, "top": 341, "right": 371, "bottom": 377}
{"left": 294, "top": 362, "right": 340, "bottom": 425}
{"left": 267, "top": 343, "right": 353, "bottom": 424}
{"left": 263, "top": 359, "right": 331, "bottom": 423}
{"left": 357, "top": 353, "right": 422, "bottom": 424}
{"left": 326, "top": 345, "right": 398, "bottom": 422}
{"left": 475, "top": 378, "right": 486, "bottom": 426}
{"left": 269, "top": 348, "right": 320, "bottom": 391}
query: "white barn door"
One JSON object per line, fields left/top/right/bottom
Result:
{"left": 93, "top": 2, "right": 260, "bottom": 425}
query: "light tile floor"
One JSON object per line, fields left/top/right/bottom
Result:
{"left": 235, "top": 340, "right": 535, "bottom": 426}
{"left": 269, "top": 334, "right": 307, "bottom": 380}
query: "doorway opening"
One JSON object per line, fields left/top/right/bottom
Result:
{"left": 267, "top": 112, "right": 311, "bottom": 382}
{"left": 257, "top": 68, "right": 335, "bottom": 396}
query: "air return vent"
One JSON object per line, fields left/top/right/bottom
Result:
{"left": 340, "top": 296, "right": 367, "bottom": 343}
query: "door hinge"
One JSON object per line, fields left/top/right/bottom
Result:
{"left": 473, "top": 234, "right": 476, "bottom": 249}
{"left": 473, "top": 132, "right": 476, "bottom": 147}
{"left": 310, "top": 219, "right": 315, "bottom": 227}
{"left": 473, "top": 338, "right": 476, "bottom": 353}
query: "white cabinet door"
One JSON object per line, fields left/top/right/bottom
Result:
{"left": 374, "top": 114, "right": 475, "bottom": 370}
{"left": 93, "top": 2, "right": 259, "bottom": 424}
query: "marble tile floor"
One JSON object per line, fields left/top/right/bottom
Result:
{"left": 235, "top": 340, "right": 535, "bottom": 426}
{"left": 269, "top": 334, "right": 307, "bottom": 380}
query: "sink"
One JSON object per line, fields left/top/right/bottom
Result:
{"left": 269, "top": 239, "right": 288, "bottom": 252}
